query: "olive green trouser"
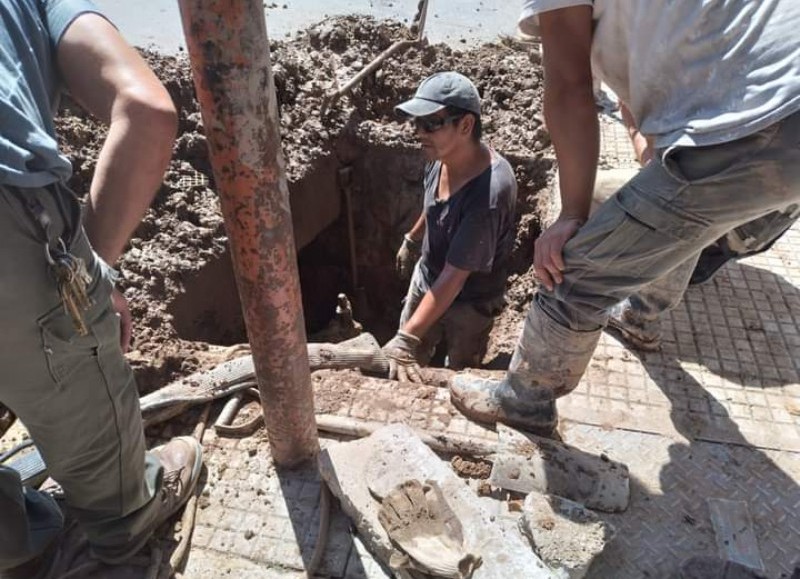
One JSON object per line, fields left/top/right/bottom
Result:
{"left": 0, "top": 183, "right": 163, "bottom": 570}
{"left": 399, "top": 260, "right": 505, "bottom": 370}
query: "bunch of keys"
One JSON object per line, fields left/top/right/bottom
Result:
{"left": 46, "top": 241, "right": 93, "bottom": 336}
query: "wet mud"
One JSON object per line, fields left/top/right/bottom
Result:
{"left": 55, "top": 16, "right": 552, "bottom": 393}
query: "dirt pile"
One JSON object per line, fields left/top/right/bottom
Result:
{"left": 54, "top": 16, "right": 553, "bottom": 392}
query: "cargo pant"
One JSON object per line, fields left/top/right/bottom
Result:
{"left": 0, "top": 184, "right": 164, "bottom": 570}
{"left": 508, "top": 109, "right": 800, "bottom": 404}
{"left": 399, "top": 261, "right": 505, "bottom": 370}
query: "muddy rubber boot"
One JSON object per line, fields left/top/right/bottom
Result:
{"left": 450, "top": 303, "right": 601, "bottom": 437}
{"left": 606, "top": 298, "right": 662, "bottom": 352}
{"left": 678, "top": 556, "right": 767, "bottom": 579}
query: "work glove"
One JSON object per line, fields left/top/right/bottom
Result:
{"left": 396, "top": 234, "right": 421, "bottom": 280}
{"left": 378, "top": 479, "right": 482, "bottom": 579}
{"left": 383, "top": 330, "right": 423, "bottom": 383}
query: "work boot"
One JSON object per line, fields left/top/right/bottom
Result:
{"left": 678, "top": 556, "right": 767, "bottom": 579}
{"left": 606, "top": 299, "right": 662, "bottom": 352}
{"left": 450, "top": 375, "right": 558, "bottom": 437}
{"left": 149, "top": 436, "right": 203, "bottom": 521}
{"left": 450, "top": 302, "right": 601, "bottom": 438}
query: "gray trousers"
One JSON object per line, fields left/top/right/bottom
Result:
{"left": 0, "top": 184, "right": 164, "bottom": 569}
{"left": 399, "top": 261, "right": 504, "bottom": 370}
{"left": 510, "top": 110, "right": 800, "bottom": 401}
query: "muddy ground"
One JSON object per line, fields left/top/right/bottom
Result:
{"left": 55, "top": 16, "right": 553, "bottom": 394}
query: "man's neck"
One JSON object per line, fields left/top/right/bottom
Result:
{"left": 440, "top": 141, "right": 488, "bottom": 179}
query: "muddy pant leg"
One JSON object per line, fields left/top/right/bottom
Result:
{"left": 512, "top": 111, "right": 800, "bottom": 402}
{"left": 692, "top": 206, "right": 800, "bottom": 284}
{"left": 0, "top": 185, "right": 164, "bottom": 567}
{"left": 398, "top": 260, "right": 442, "bottom": 364}
{"left": 725, "top": 204, "right": 800, "bottom": 255}
{"left": 441, "top": 297, "right": 503, "bottom": 370}
{"left": 614, "top": 252, "right": 701, "bottom": 341}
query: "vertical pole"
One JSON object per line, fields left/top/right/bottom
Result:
{"left": 177, "top": 0, "right": 318, "bottom": 466}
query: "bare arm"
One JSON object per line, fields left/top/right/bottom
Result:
{"left": 619, "top": 103, "right": 653, "bottom": 166}
{"left": 406, "top": 210, "right": 427, "bottom": 243}
{"left": 534, "top": 7, "right": 596, "bottom": 290}
{"left": 402, "top": 263, "right": 470, "bottom": 338}
{"left": 57, "top": 14, "right": 178, "bottom": 265}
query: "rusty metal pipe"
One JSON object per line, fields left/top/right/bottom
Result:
{"left": 177, "top": 0, "right": 318, "bottom": 466}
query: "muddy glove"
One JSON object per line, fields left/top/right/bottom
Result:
{"left": 383, "top": 330, "right": 423, "bottom": 383}
{"left": 378, "top": 479, "right": 481, "bottom": 579}
{"left": 396, "top": 234, "right": 421, "bottom": 280}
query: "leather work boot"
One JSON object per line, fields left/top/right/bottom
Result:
{"left": 678, "top": 556, "right": 767, "bottom": 579}
{"left": 606, "top": 300, "right": 662, "bottom": 352}
{"left": 149, "top": 436, "right": 203, "bottom": 522}
{"left": 449, "top": 375, "right": 558, "bottom": 437}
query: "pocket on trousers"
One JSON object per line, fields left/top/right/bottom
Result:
{"left": 579, "top": 211, "right": 650, "bottom": 270}
{"left": 38, "top": 276, "right": 116, "bottom": 389}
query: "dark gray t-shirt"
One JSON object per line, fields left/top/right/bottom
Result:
{"left": 419, "top": 152, "right": 517, "bottom": 302}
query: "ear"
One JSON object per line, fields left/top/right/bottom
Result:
{"left": 459, "top": 114, "right": 474, "bottom": 137}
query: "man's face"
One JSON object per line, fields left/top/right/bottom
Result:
{"left": 412, "top": 110, "right": 468, "bottom": 160}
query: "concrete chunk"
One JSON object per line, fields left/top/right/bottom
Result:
{"left": 520, "top": 492, "right": 615, "bottom": 579}
{"left": 708, "top": 498, "right": 765, "bottom": 572}
{"left": 490, "top": 424, "right": 630, "bottom": 512}
{"left": 319, "top": 424, "right": 557, "bottom": 579}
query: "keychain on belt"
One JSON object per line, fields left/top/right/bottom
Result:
{"left": 21, "top": 193, "right": 93, "bottom": 336}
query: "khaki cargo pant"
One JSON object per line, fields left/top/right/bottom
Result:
{"left": 399, "top": 261, "right": 505, "bottom": 370}
{"left": 509, "top": 109, "right": 800, "bottom": 404}
{"left": 0, "top": 184, "right": 164, "bottom": 569}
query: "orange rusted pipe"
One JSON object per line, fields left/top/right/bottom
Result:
{"left": 177, "top": 0, "right": 318, "bottom": 466}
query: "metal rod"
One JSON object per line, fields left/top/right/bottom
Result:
{"left": 322, "top": 0, "right": 430, "bottom": 108}
{"left": 177, "top": 0, "right": 319, "bottom": 467}
{"left": 338, "top": 167, "right": 359, "bottom": 287}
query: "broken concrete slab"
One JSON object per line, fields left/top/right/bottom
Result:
{"left": 319, "top": 423, "right": 558, "bottom": 578}
{"left": 520, "top": 492, "right": 615, "bottom": 579}
{"left": 489, "top": 424, "right": 630, "bottom": 512}
{"left": 708, "top": 499, "right": 765, "bottom": 573}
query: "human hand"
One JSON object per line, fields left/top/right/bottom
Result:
{"left": 110, "top": 286, "right": 132, "bottom": 352}
{"left": 396, "top": 234, "right": 421, "bottom": 280}
{"left": 533, "top": 215, "right": 585, "bottom": 291}
{"left": 382, "top": 330, "right": 423, "bottom": 383}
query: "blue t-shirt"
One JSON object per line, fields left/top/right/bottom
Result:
{"left": 0, "top": 0, "right": 104, "bottom": 188}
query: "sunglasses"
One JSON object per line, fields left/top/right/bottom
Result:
{"left": 412, "top": 113, "right": 465, "bottom": 133}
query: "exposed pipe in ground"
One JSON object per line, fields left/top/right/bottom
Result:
{"left": 177, "top": 0, "right": 319, "bottom": 467}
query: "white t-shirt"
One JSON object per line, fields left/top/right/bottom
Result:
{"left": 519, "top": 0, "right": 800, "bottom": 150}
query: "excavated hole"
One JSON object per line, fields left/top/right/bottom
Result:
{"left": 168, "top": 136, "right": 425, "bottom": 345}
{"left": 168, "top": 135, "right": 551, "bottom": 347}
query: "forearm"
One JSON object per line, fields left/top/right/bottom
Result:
{"left": 545, "top": 89, "right": 599, "bottom": 222}
{"left": 406, "top": 211, "right": 426, "bottom": 243}
{"left": 620, "top": 103, "right": 653, "bottom": 166}
{"left": 402, "top": 264, "right": 468, "bottom": 338}
{"left": 84, "top": 105, "right": 176, "bottom": 264}
{"left": 57, "top": 13, "right": 178, "bottom": 265}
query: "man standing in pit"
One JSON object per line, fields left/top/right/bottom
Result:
{"left": 449, "top": 1, "right": 800, "bottom": 434}
{"left": 1, "top": 1, "right": 202, "bottom": 576}
{"left": 383, "top": 71, "right": 518, "bottom": 382}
